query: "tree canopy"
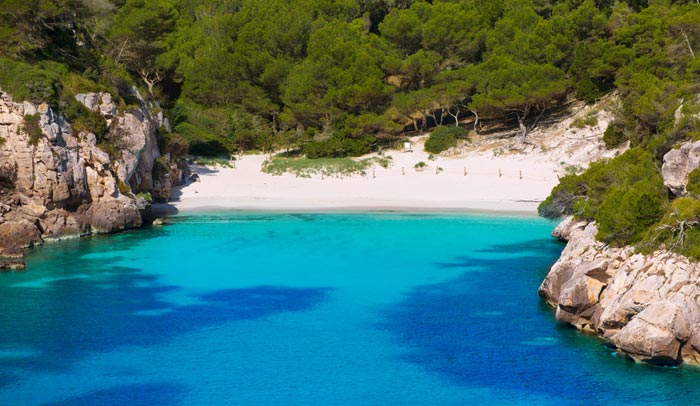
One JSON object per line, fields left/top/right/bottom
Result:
{"left": 1, "top": 0, "right": 700, "bottom": 158}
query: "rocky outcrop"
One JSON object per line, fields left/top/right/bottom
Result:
{"left": 0, "top": 90, "right": 181, "bottom": 270}
{"left": 539, "top": 216, "right": 700, "bottom": 366}
{"left": 662, "top": 140, "right": 700, "bottom": 196}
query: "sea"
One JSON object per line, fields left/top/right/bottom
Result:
{"left": 0, "top": 212, "right": 699, "bottom": 405}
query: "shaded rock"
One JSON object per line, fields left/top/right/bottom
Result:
{"left": 86, "top": 198, "right": 142, "bottom": 234}
{"left": 0, "top": 220, "right": 42, "bottom": 270}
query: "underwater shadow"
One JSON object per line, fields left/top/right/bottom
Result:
{"left": 43, "top": 381, "right": 186, "bottom": 406}
{"left": 0, "top": 267, "right": 331, "bottom": 378}
{"left": 377, "top": 238, "right": 618, "bottom": 404}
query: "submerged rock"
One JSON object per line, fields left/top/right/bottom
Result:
{"left": 540, "top": 216, "right": 700, "bottom": 366}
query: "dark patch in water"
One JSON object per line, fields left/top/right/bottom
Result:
{"left": 0, "top": 268, "right": 331, "bottom": 376}
{"left": 380, "top": 240, "right": 700, "bottom": 405}
{"left": 43, "top": 381, "right": 186, "bottom": 406}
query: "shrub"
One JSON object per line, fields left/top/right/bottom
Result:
{"left": 414, "top": 161, "right": 427, "bottom": 169}
{"left": 304, "top": 136, "right": 374, "bottom": 159}
{"left": 595, "top": 179, "right": 666, "bottom": 246}
{"left": 62, "top": 97, "right": 108, "bottom": 139}
{"left": 0, "top": 58, "right": 60, "bottom": 104}
{"left": 156, "top": 127, "right": 188, "bottom": 158}
{"left": 603, "top": 123, "right": 627, "bottom": 148}
{"left": 639, "top": 197, "right": 700, "bottom": 259}
{"left": 23, "top": 114, "right": 43, "bottom": 145}
{"left": 424, "top": 126, "right": 459, "bottom": 154}
{"left": 687, "top": 167, "right": 700, "bottom": 196}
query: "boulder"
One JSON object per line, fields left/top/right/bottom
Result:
{"left": 662, "top": 140, "right": 700, "bottom": 196}
{"left": 86, "top": 198, "right": 142, "bottom": 234}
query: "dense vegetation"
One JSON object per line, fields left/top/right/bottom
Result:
{"left": 4, "top": 0, "right": 700, "bottom": 254}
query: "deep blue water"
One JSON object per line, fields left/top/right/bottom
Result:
{"left": 0, "top": 212, "right": 699, "bottom": 405}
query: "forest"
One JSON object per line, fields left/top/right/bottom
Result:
{"left": 3, "top": 0, "right": 700, "bottom": 252}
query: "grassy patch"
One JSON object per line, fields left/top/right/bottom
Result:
{"left": 262, "top": 156, "right": 391, "bottom": 178}
{"left": 570, "top": 112, "right": 599, "bottom": 129}
{"left": 193, "top": 156, "right": 233, "bottom": 168}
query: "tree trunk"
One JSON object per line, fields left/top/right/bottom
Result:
{"left": 516, "top": 113, "right": 527, "bottom": 143}
{"left": 468, "top": 108, "right": 479, "bottom": 134}
{"left": 447, "top": 106, "right": 460, "bottom": 127}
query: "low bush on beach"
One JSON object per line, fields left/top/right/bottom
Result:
{"left": 262, "top": 156, "right": 391, "bottom": 178}
{"left": 424, "top": 127, "right": 464, "bottom": 154}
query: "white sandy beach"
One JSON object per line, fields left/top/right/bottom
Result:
{"left": 162, "top": 101, "right": 621, "bottom": 215}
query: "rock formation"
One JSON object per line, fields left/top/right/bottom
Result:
{"left": 662, "top": 140, "right": 700, "bottom": 196}
{"left": 540, "top": 216, "right": 700, "bottom": 366}
{"left": 541, "top": 138, "right": 700, "bottom": 366}
{"left": 0, "top": 90, "right": 182, "bottom": 270}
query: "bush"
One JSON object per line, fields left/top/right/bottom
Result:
{"left": 538, "top": 148, "right": 663, "bottom": 225}
{"left": 687, "top": 167, "right": 700, "bottom": 196}
{"left": 304, "top": 136, "right": 374, "bottom": 159}
{"left": 639, "top": 197, "right": 700, "bottom": 259}
{"left": 595, "top": 179, "right": 666, "bottom": 246}
{"left": 23, "top": 114, "right": 43, "bottom": 145}
{"left": 424, "top": 126, "right": 459, "bottom": 154}
{"left": 603, "top": 123, "right": 627, "bottom": 148}
{"left": 62, "top": 97, "right": 108, "bottom": 139}
{"left": 156, "top": 127, "right": 188, "bottom": 158}
{"left": 0, "top": 58, "right": 60, "bottom": 104}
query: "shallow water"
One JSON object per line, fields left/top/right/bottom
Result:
{"left": 0, "top": 212, "right": 698, "bottom": 405}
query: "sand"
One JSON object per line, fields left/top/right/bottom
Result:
{"left": 159, "top": 96, "right": 624, "bottom": 215}
{"left": 162, "top": 139, "right": 568, "bottom": 215}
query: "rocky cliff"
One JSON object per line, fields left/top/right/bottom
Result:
{"left": 0, "top": 90, "right": 182, "bottom": 270}
{"left": 539, "top": 217, "right": 700, "bottom": 366}
{"left": 540, "top": 139, "right": 700, "bottom": 366}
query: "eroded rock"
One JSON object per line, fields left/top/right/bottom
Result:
{"left": 540, "top": 216, "right": 700, "bottom": 366}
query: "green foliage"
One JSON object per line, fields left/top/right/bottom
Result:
{"left": 23, "top": 114, "right": 43, "bottom": 145}
{"left": 639, "top": 197, "right": 700, "bottom": 259}
{"left": 192, "top": 156, "right": 233, "bottom": 167}
{"left": 117, "top": 179, "right": 132, "bottom": 195}
{"left": 571, "top": 114, "right": 598, "bottom": 129}
{"left": 414, "top": 161, "right": 427, "bottom": 169}
{"left": 603, "top": 122, "right": 627, "bottom": 148}
{"left": 539, "top": 148, "right": 662, "bottom": 221}
{"left": 424, "top": 126, "right": 459, "bottom": 154}
{"left": 686, "top": 167, "right": 700, "bottom": 196}
{"left": 304, "top": 136, "right": 375, "bottom": 159}
{"left": 0, "top": 58, "right": 60, "bottom": 104}
{"left": 62, "top": 97, "right": 108, "bottom": 138}
{"left": 595, "top": 180, "right": 666, "bottom": 246}
{"left": 262, "top": 156, "right": 389, "bottom": 178}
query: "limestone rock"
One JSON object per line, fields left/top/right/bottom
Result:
{"left": 540, "top": 216, "right": 700, "bottom": 366}
{"left": 86, "top": 198, "right": 142, "bottom": 234}
{"left": 662, "top": 140, "right": 700, "bottom": 196}
{"left": 0, "top": 90, "right": 182, "bottom": 270}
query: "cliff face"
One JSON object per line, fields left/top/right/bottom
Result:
{"left": 0, "top": 91, "right": 181, "bottom": 269}
{"left": 539, "top": 218, "right": 700, "bottom": 366}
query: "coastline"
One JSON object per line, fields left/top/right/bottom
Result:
{"left": 158, "top": 142, "right": 567, "bottom": 216}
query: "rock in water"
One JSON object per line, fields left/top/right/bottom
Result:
{"left": 540, "top": 216, "right": 700, "bottom": 366}
{"left": 0, "top": 90, "right": 181, "bottom": 269}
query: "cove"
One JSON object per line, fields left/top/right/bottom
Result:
{"left": 0, "top": 212, "right": 698, "bottom": 405}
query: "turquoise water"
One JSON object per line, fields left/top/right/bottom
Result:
{"left": 0, "top": 212, "right": 699, "bottom": 405}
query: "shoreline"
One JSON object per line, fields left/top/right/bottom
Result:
{"left": 152, "top": 204, "right": 543, "bottom": 218}
{"left": 159, "top": 137, "right": 572, "bottom": 217}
